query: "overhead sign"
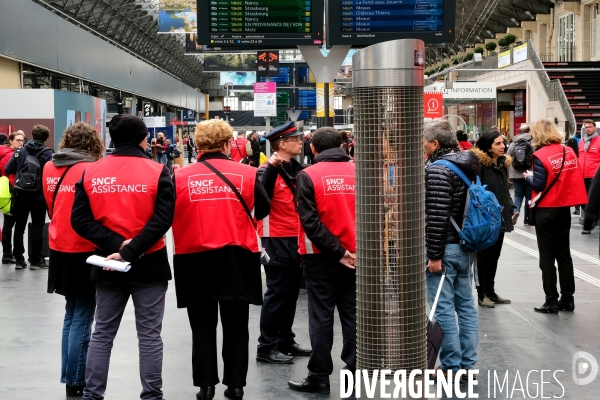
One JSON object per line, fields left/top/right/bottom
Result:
{"left": 198, "top": 0, "right": 324, "bottom": 48}
{"left": 257, "top": 51, "right": 280, "bottom": 77}
{"left": 143, "top": 103, "right": 151, "bottom": 117}
{"left": 513, "top": 43, "right": 528, "bottom": 64}
{"left": 327, "top": 0, "right": 456, "bottom": 46}
{"left": 143, "top": 116, "right": 166, "bottom": 128}
{"left": 254, "top": 82, "right": 277, "bottom": 117}
{"left": 498, "top": 50, "right": 511, "bottom": 68}
{"left": 440, "top": 82, "right": 497, "bottom": 99}
{"left": 424, "top": 92, "right": 444, "bottom": 118}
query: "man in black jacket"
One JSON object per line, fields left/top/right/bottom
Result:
{"left": 424, "top": 120, "right": 480, "bottom": 378}
{"left": 288, "top": 127, "right": 355, "bottom": 394}
{"left": 71, "top": 114, "right": 174, "bottom": 400}
{"left": 5, "top": 124, "right": 54, "bottom": 269}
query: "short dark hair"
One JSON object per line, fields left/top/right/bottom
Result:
{"left": 583, "top": 119, "right": 596, "bottom": 127}
{"left": 0, "top": 134, "right": 7, "bottom": 145}
{"left": 32, "top": 125, "right": 50, "bottom": 142}
{"left": 312, "top": 127, "right": 342, "bottom": 153}
{"left": 456, "top": 130, "right": 468, "bottom": 141}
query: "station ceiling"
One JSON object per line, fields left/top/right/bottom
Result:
{"left": 32, "top": 0, "right": 556, "bottom": 86}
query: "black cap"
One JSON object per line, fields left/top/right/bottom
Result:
{"left": 109, "top": 114, "right": 148, "bottom": 147}
{"left": 265, "top": 121, "right": 302, "bottom": 141}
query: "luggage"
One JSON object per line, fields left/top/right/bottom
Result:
{"left": 426, "top": 269, "right": 446, "bottom": 370}
{"left": 27, "top": 222, "right": 50, "bottom": 259}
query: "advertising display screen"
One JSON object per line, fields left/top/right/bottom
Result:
{"left": 296, "top": 89, "right": 317, "bottom": 110}
{"left": 276, "top": 89, "right": 294, "bottom": 109}
{"left": 258, "top": 65, "right": 292, "bottom": 85}
{"left": 296, "top": 63, "right": 316, "bottom": 85}
{"left": 327, "top": 0, "right": 455, "bottom": 46}
{"left": 197, "top": 0, "right": 324, "bottom": 48}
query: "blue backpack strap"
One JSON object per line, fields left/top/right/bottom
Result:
{"left": 431, "top": 159, "right": 473, "bottom": 187}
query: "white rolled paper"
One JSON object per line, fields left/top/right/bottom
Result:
{"left": 86, "top": 255, "right": 131, "bottom": 272}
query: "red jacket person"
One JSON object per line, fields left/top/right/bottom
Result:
{"left": 256, "top": 120, "right": 312, "bottom": 364}
{"left": 71, "top": 114, "right": 175, "bottom": 400}
{"left": 288, "top": 126, "right": 356, "bottom": 394}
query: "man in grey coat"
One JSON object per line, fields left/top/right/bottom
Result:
{"left": 507, "top": 124, "right": 533, "bottom": 225}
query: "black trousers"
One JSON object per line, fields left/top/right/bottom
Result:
{"left": 583, "top": 178, "right": 596, "bottom": 230}
{"left": 13, "top": 197, "right": 46, "bottom": 262}
{"left": 476, "top": 232, "right": 505, "bottom": 299}
{"left": 2, "top": 213, "right": 15, "bottom": 256}
{"left": 306, "top": 277, "right": 356, "bottom": 385}
{"left": 257, "top": 264, "right": 302, "bottom": 352}
{"left": 187, "top": 299, "right": 249, "bottom": 388}
{"left": 534, "top": 207, "right": 575, "bottom": 303}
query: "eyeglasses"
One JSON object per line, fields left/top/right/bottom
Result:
{"left": 283, "top": 137, "right": 302, "bottom": 142}
{"left": 13, "top": 139, "right": 24, "bottom": 142}
{"left": 585, "top": 125, "right": 596, "bottom": 129}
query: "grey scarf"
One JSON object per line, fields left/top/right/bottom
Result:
{"left": 52, "top": 148, "right": 98, "bottom": 167}
{"left": 584, "top": 131, "right": 598, "bottom": 151}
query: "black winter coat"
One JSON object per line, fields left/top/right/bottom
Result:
{"left": 471, "top": 148, "right": 515, "bottom": 233}
{"left": 426, "top": 150, "right": 481, "bottom": 260}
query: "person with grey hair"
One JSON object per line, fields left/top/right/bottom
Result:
{"left": 424, "top": 120, "right": 480, "bottom": 378}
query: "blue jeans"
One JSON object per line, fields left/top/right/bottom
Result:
{"left": 62, "top": 296, "right": 96, "bottom": 386}
{"left": 512, "top": 178, "right": 532, "bottom": 221}
{"left": 426, "top": 244, "right": 478, "bottom": 372}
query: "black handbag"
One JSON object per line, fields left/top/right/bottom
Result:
{"left": 528, "top": 146, "right": 566, "bottom": 224}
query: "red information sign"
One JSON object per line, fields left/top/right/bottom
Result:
{"left": 424, "top": 92, "right": 444, "bottom": 119}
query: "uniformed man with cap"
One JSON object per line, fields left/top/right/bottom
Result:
{"left": 71, "top": 114, "right": 175, "bottom": 400}
{"left": 256, "top": 121, "right": 312, "bottom": 364}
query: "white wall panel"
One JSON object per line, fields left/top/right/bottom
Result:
{"left": 0, "top": 89, "right": 54, "bottom": 119}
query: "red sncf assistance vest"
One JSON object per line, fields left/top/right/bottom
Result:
{"left": 172, "top": 158, "right": 259, "bottom": 254}
{"left": 298, "top": 161, "right": 356, "bottom": 254}
{"left": 532, "top": 144, "right": 588, "bottom": 208}
{"left": 230, "top": 137, "right": 248, "bottom": 162}
{"left": 83, "top": 156, "right": 165, "bottom": 254}
{"left": 43, "top": 161, "right": 96, "bottom": 253}
{"left": 257, "top": 164, "right": 298, "bottom": 238}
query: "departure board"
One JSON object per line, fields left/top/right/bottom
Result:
{"left": 259, "top": 65, "right": 292, "bottom": 86}
{"left": 296, "top": 89, "right": 317, "bottom": 109}
{"left": 276, "top": 89, "right": 294, "bottom": 108}
{"left": 197, "top": 0, "right": 324, "bottom": 48}
{"left": 327, "top": 0, "right": 455, "bottom": 46}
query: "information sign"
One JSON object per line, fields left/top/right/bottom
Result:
{"left": 254, "top": 82, "right": 277, "bottom": 117}
{"left": 296, "top": 88, "right": 317, "bottom": 110}
{"left": 327, "top": 0, "right": 455, "bottom": 46}
{"left": 197, "top": 0, "right": 324, "bottom": 47}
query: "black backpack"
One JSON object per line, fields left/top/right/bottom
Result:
{"left": 565, "top": 137, "right": 579, "bottom": 157}
{"left": 170, "top": 144, "right": 181, "bottom": 159}
{"left": 511, "top": 139, "right": 534, "bottom": 170}
{"left": 14, "top": 147, "right": 47, "bottom": 193}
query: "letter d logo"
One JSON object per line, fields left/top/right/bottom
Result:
{"left": 572, "top": 351, "right": 599, "bottom": 386}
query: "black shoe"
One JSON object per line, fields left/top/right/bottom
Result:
{"left": 66, "top": 384, "right": 85, "bottom": 397}
{"left": 256, "top": 349, "right": 293, "bottom": 364}
{"left": 279, "top": 343, "right": 312, "bottom": 357}
{"left": 573, "top": 209, "right": 580, "bottom": 215}
{"left": 196, "top": 386, "right": 215, "bottom": 400}
{"left": 15, "top": 259, "right": 27, "bottom": 270}
{"left": 29, "top": 260, "right": 45, "bottom": 270}
{"left": 288, "top": 378, "right": 330, "bottom": 394}
{"left": 558, "top": 298, "right": 575, "bottom": 312}
{"left": 534, "top": 302, "right": 559, "bottom": 314}
{"left": 224, "top": 387, "right": 243, "bottom": 400}
{"left": 2, "top": 254, "right": 16, "bottom": 264}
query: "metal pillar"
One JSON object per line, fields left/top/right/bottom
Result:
{"left": 353, "top": 39, "right": 426, "bottom": 372}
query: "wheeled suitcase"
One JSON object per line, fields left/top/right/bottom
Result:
{"left": 426, "top": 269, "right": 446, "bottom": 370}
{"left": 27, "top": 222, "right": 50, "bottom": 259}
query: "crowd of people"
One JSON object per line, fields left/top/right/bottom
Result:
{"left": 1, "top": 114, "right": 596, "bottom": 399}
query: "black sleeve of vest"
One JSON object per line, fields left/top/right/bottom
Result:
{"left": 71, "top": 172, "right": 127, "bottom": 253}
{"left": 119, "top": 166, "right": 175, "bottom": 262}
{"left": 586, "top": 167, "right": 600, "bottom": 219}
{"left": 257, "top": 163, "right": 279, "bottom": 199}
{"left": 296, "top": 171, "right": 346, "bottom": 260}
{"left": 254, "top": 179, "right": 270, "bottom": 220}
{"left": 526, "top": 157, "right": 547, "bottom": 192}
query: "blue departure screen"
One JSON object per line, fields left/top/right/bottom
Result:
{"left": 340, "top": 0, "right": 444, "bottom": 33}
{"left": 297, "top": 89, "right": 316, "bottom": 109}
{"left": 259, "top": 66, "right": 291, "bottom": 85}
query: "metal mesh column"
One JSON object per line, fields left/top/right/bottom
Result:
{"left": 353, "top": 39, "right": 426, "bottom": 372}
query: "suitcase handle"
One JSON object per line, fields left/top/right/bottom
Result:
{"left": 428, "top": 266, "right": 446, "bottom": 322}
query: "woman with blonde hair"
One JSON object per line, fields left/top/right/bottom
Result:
{"left": 525, "top": 120, "right": 587, "bottom": 313}
{"left": 42, "top": 122, "right": 104, "bottom": 397}
{"left": 172, "top": 119, "right": 270, "bottom": 400}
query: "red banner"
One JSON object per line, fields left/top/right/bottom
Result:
{"left": 424, "top": 92, "right": 444, "bottom": 119}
